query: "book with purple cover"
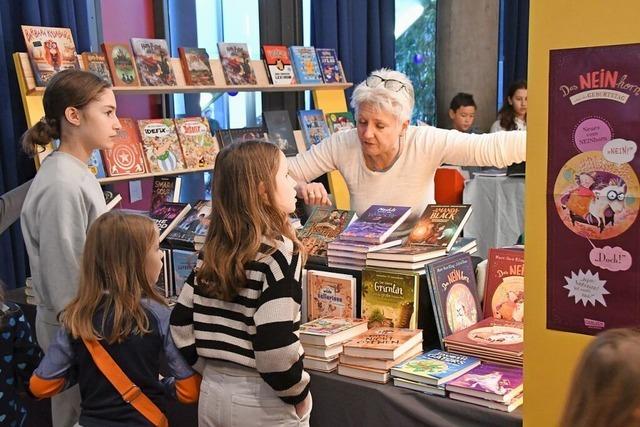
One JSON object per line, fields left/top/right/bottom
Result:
{"left": 445, "top": 363, "right": 523, "bottom": 403}
{"left": 340, "top": 205, "right": 411, "bottom": 244}
{"left": 149, "top": 202, "right": 191, "bottom": 242}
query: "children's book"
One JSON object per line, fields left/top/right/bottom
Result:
{"left": 339, "top": 343, "right": 423, "bottom": 371}
{"left": 367, "top": 245, "right": 447, "bottom": 263}
{"left": 102, "top": 42, "right": 140, "bottom": 86}
{"left": 337, "top": 364, "right": 390, "bottom": 383}
{"left": 88, "top": 150, "right": 107, "bottom": 178}
{"left": 289, "top": 46, "right": 323, "bottom": 84}
{"left": 130, "top": 38, "right": 176, "bottom": 86}
{"left": 22, "top": 25, "right": 78, "bottom": 86}
{"left": 172, "top": 249, "right": 199, "bottom": 296}
{"left": 174, "top": 117, "right": 219, "bottom": 169}
{"left": 263, "top": 110, "right": 299, "bottom": 157}
{"left": 298, "top": 109, "right": 331, "bottom": 148}
{"left": 483, "top": 248, "right": 525, "bottom": 321}
{"left": 390, "top": 349, "right": 481, "bottom": 386}
{"left": 361, "top": 268, "right": 420, "bottom": 329}
{"left": 325, "top": 112, "right": 355, "bottom": 133}
{"left": 315, "top": 48, "right": 345, "bottom": 83}
{"left": 149, "top": 202, "right": 192, "bottom": 242}
{"left": 392, "top": 378, "right": 446, "bottom": 396}
{"left": 342, "top": 327, "right": 423, "bottom": 360}
{"left": 443, "top": 317, "right": 524, "bottom": 356}
{"left": 297, "top": 206, "right": 356, "bottom": 264}
{"left": 306, "top": 270, "right": 356, "bottom": 320}
{"left": 100, "top": 118, "right": 148, "bottom": 177}
{"left": 445, "top": 363, "right": 523, "bottom": 403}
{"left": 405, "top": 204, "right": 473, "bottom": 252}
{"left": 262, "top": 45, "right": 296, "bottom": 84}
{"left": 449, "top": 392, "right": 524, "bottom": 412}
{"left": 217, "top": 42, "right": 257, "bottom": 85}
{"left": 298, "top": 317, "right": 368, "bottom": 347}
{"left": 165, "top": 200, "right": 212, "bottom": 250}
{"left": 151, "top": 176, "right": 182, "bottom": 211}
{"left": 178, "top": 47, "right": 215, "bottom": 85}
{"left": 137, "top": 119, "right": 186, "bottom": 173}
{"left": 340, "top": 205, "right": 411, "bottom": 245}
{"left": 80, "top": 52, "right": 112, "bottom": 84}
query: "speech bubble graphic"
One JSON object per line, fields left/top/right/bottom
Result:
{"left": 590, "top": 246, "right": 632, "bottom": 271}
{"left": 563, "top": 269, "right": 609, "bottom": 307}
{"left": 603, "top": 138, "right": 637, "bottom": 164}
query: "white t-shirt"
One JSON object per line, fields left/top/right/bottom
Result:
{"left": 490, "top": 117, "right": 527, "bottom": 133}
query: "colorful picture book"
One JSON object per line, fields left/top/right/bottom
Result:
{"left": 316, "top": 48, "right": 345, "bottom": 83}
{"left": 483, "top": 248, "right": 525, "bottom": 321}
{"left": 297, "top": 206, "right": 356, "bottom": 264}
{"left": 445, "top": 363, "right": 523, "bottom": 403}
{"left": 391, "top": 349, "right": 481, "bottom": 386}
{"left": 22, "top": 25, "right": 78, "bottom": 86}
{"left": 340, "top": 205, "right": 411, "bottom": 244}
{"left": 165, "top": 200, "right": 212, "bottom": 250}
{"left": 101, "top": 118, "right": 148, "bottom": 177}
{"left": 130, "top": 38, "right": 177, "bottom": 86}
{"left": 263, "top": 110, "right": 299, "bottom": 157}
{"left": 174, "top": 117, "right": 219, "bottom": 169}
{"left": 262, "top": 45, "right": 296, "bottom": 84}
{"left": 443, "top": 317, "right": 524, "bottom": 363}
{"left": 289, "top": 46, "right": 323, "bottom": 84}
{"left": 80, "top": 52, "right": 112, "bottom": 84}
{"left": 326, "top": 112, "right": 355, "bottom": 133}
{"left": 299, "top": 317, "right": 368, "bottom": 347}
{"left": 149, "top": 202, "right": 192, "bottom": 241}
{"left": 178, "top": 47, "right": 215, "bottom": 85}
{"left": 342, "top": 327, "right": 423, "bottom": 360}
{"left": 405, "top": 204, "right": 473, "bottom": 251}
{"left": 361, "top": 268, "right": 420, "bottom": 329}
{"left": 217, "top": 42, "right": 257, "bottom": 85}
{"left": 298, "top": 109, "right": 332, "bottom": 148}
{"left": 102, "top": 42, "right": 140, "bottom": 86}
{"left": 137, "top": 119, "right": 186, "bottom": 173}
{"left": 151, "top": 176, "right": 181, "bottom": 211}
{"left": 306, "top": 270, "right": 356, "bottom": 320}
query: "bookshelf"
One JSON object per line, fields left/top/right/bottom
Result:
{"left": 13, "top": 52, "right": 352, "bottom": 209}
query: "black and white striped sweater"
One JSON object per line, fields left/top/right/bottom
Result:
{"left": 169, "top": 236, "right": 310, "bottom": 405}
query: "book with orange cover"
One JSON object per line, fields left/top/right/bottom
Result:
{"left": 100, "top": 118, "right": 148, "bottom": 177}
{"left": 483, "top": 248, "right": 525, "bottom": 321}
{"left": 22, "top": 25, "right": 78, "bottom": 86}
{"left": 178, "top": 47, "right": 215, "bottom": 85}
{"left": 102, "top": 42, "right": 140, "bottom": 86}
{"left": 262, "top": 44, "right": 296, "bottom": 84}
{"left": 80, "top": 52, "right": 112, "bottom": 84}
{"left": 174, "top": 117, "right": 219, "bottom": 169}
{"left": 342, "top": 327, "right": 423, "bottom": 360}
{"left": 137, "top": 119, "right": 186, "bottom": 173}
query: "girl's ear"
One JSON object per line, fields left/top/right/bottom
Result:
{"left": 258, "top": 181, "right": 267, "bottom": 199}
{"left": 64, "top": 106, "right": 81, "bottom": 127}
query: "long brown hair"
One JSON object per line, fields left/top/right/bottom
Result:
{"left": 498, "top": 80, "right": 527, "bottom": 131}
{"left": 196, "top": 140, "right": 302, "bottom": 301}
{"left": 560, "top": 328, "right": 640, "bottom": 427}
{"left": 20, "top": 69, "right": 111, "bottom": 157}
{"left": 60, "top": 211, "right": 166, "bottom": 344}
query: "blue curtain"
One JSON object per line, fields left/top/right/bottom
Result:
{"left": 0, "top": 0, "right": 92, "bottom": 290}
{"left": 499, "top": 0, "right": 529, "bottom": 97}
{"left": 311, "top": 0, "right": 395, "bottom": 100}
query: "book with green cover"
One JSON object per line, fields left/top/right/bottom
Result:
{"left": 361, "top": 268, "right": 419, "bottom": 329}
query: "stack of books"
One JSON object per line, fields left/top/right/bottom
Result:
{"left": 297, "top": 206, "right": 356, "bottom": 265}
{"left": 366, "top": 237, "right": 477, "bottom": 270}
{"left": 327, "top": 204, "right": 410, "bottom": 270}
{"left": 390, "top": 349, "right": 480, "bottom": 396}
{"left": 299, "top": 317, "right": 368, "bottom": 372}
{"left": 446, "top": 363, "right": 524, "bottom": 412}
{"left": 337, "top": 327, "right": 423, "bottom": 383}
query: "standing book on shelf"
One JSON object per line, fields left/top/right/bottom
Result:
{"left": 217, "top": 42, "right": 258, "bottom": 85}
{"left": 263, "top": 111, "right": 299, "bottom": 157}
{"left": 102, "top": 42, "right": 140, "bottom": 86}
{"left": 361, "top": 268, "right": 419, "bottom": 329}
{"left": 149, "top": 202, "right": 192, "bottom": 242}
{"left": 289, "top": 46, "right": 323, "bottom": 84}
{"left": 298, "top": 109, "right": 331, "bottom": 148}
{"left": 316, "top": 48, "right": 345, "bottom": 83}
{"left": 151, "top": 176, "right": 182, "bottom": 211}
{"left": 483, "top": 248, "right": 525, "bottom": 321}
{"left": 297, "top": 206, "right": 356, "bottom": 264}
{"left": 325, "top": 112, "right": 356, "bottom": 133}
{"left": 178, "top": 47, "right": 215, "bottom": 85}
{"left": 165, "top": 200, "right": 212, "bottom": 250}
{"left": 80, "top": 52, "right": 113, "bottom": 84}
{"left": 261, "top": 45, "right": 296, "bottom": 84}
{"left": 406, "top": 204, "right": 473, "bottom": 251}
{"left": 22, "top": 25, "right": 78, "bottom": 86}
{"left": 174, "top": 117, "right": 219, "bottom": 169}
{"left": 88, "top": 150, "right": 107, "bottom": 178}
{"left": 138, "top": 118, "right": 186, "bottom": 173}
{"left": 100, "top": 118, "right": 148, "bottom": 177}
{"left": 130, "top": 38, "right": 177, "bottom": 86}
{"left": 340, "top": 205, "right": 411, "bottom": 245}
{"left": 306, "top": 270, "right": 356, "bottom": 320}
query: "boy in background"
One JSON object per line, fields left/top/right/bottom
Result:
{"left": 448, "top": 92, "right": 477, "bottom": 133}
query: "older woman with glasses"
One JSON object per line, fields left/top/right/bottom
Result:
{"left": 288, "top": 68, "right": 526, "bottom": 236}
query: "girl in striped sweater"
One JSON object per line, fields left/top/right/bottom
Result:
{"left": 170, "top": 140, "right": 312, "bottom": 426}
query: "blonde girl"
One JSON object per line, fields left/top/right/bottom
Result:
{"left": 29, "top": 211, "right": 200, "bottom": 426}
{"left": 170, "top": 140, "right": 312, "bottom": 426}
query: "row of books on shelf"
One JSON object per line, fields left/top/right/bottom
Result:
{"left": 22, "top": 24, "right": 347, "bottom": 87}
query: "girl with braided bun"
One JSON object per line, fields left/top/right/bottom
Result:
{"left": 20, "top": 69, "right": 121, "bottom": 427}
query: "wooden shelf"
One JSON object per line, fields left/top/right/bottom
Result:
{"left": 98, "top": 166, "right": 214, "bottom": 184}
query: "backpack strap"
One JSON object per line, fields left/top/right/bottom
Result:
{"left": 83, "top": 338, "right": 169, "bottom": 427}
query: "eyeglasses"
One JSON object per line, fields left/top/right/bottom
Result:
{"left": 365, "top": 75, "right": 407, "bottom": 93}
{"left": 606, "top": 189, "right": 626, "bottom": 201}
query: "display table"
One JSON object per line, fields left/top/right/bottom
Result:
{"left": 463, "top": 176, "right": 525, "bottom": 258}
{"left": 309, "top": 370, "right": 522, "bottom": 427}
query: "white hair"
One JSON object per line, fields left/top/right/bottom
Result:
{"left": 350, "top": 68, "right": 415, "bottom": 122}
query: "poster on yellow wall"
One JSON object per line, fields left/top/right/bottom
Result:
{"left": 548, "top": 43, "right": 640, "bottom": 335}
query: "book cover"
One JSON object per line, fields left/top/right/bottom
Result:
{"left": 445, "top": 363, "right": 523, "bottom": 403}
{"left": 151, "top": 176, "right": 181, "bottom": 211}
{"left": 325, "top": 112, "right": 355, "bottom": 134}
{"left": 298, "top": 109, "right": 331, "bottom": 148}
{"left": 316, "top": 48, "right": 345, "bottom": 83}
{"left": 263, "top": 110, "right": 299, "bottom": 157}
{"left": 427, "top": 253, "right": 482, "bottom": 340}
{"left": 361, "top": 268, "right": 419, "bottom": 329}
{"left": 299, "top": 317, "right": 368, "bottom": 347}
{"left": 225, "top": 127, "right": 266, "bottom": 145}
{"left": 391, "top": 349, "right": 481, "bottom": 386}
{"left": 101, "top": 42, "right": 140, "bottom": 86}
{"left": 21, "top": 25, "right": 78, "bottom": 86}
{"left": 483, "top": 248, "right": 525, "bottom": 321}
{"left": 342, "top": 327, "right": 423, "bottom": 360}
{"left": 138, "top": 118, "right": 186, "bottom": 173}
{"left": 306, "top": 270, "right": 356, "bottom": 320}
{"left": 297, "top": 207, "right": 356, "bottom": 263}
{"left": 172, "top": 249, "right": 199, "bottom": 296}
{"left": 178, "top": 47, "right": 215, "bottom": 85}
{"left": 80, "top": 52, "right": 112, "bottom": 84}
{"left": 443, "top": 317, "right": 524, "bottom": 356}
{"left": 406, "top": 204, "right": 473, "bottom": 251}
{"left": 130, "top": 38, "right": 177, "bottom": 86}
{"left": 149, "top": 202, "right": 191, "bottom": 242}
{"left": 165, "top": 200, "right": 212, "bottom": 250}
{"left": 289, "top": 46, "right": 323, "bottom": 84}
{"left": 174, "top": 117, "right": 219, "bottom": 169}
{"left": 100, "top": 118, "right": 148, "bottom": 177}
{"left": 340, "top": 205, "right": 411, "bottom": 244}
{"left": 261, "top": 45, "right": 296, "bottom": 84}
{"left": 88, "top": 150, "right": 107, "bottom": 178}
{"left": 217, "top": 42, "right": 257, "bottom": 85}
